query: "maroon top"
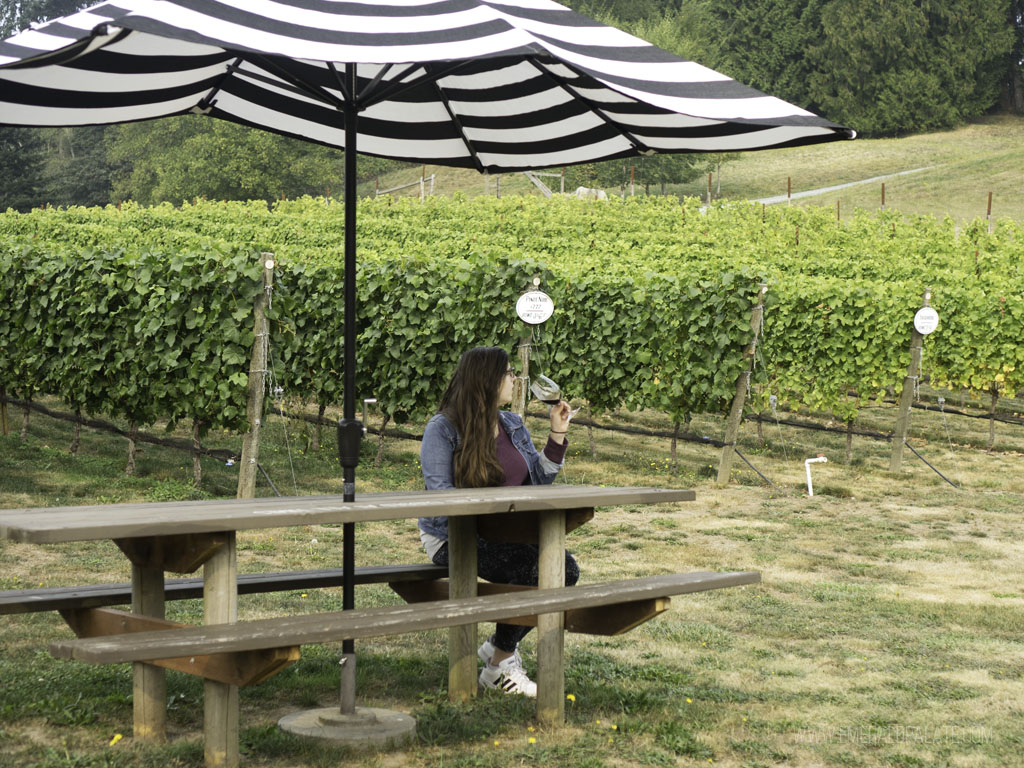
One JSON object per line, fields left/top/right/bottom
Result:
{"left": 496, "top": 428, "right": 567, "bottom": 486}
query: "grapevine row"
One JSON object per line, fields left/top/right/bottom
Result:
{"left": 1, "top": 197, "right": 1021, "bottom": 439}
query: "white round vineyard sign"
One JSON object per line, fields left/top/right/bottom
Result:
{"left": 914, "top": 307, "right": 939, "bottom": 335}
{"left": 516, "top": 290, "right": 554, "bottom": 324}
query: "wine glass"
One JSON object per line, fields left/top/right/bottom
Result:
{"left": 530, "top": 374, "right": 581, "bottom": 420}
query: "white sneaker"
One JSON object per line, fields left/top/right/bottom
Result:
{"left": 478, "top": 639, "right": 537, "bottom": 697}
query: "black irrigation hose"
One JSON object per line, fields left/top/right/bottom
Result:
{"left": 9, "top": 398, "right": 974, "bottom": 495}
{"left": 525, "top": 410, "right": 729, "bottom": 447}
{"left": 903, "top": 441, "right": 961, "bottom": 490}
{"left": 8, "top": 396, "right": 285, "bottom": 494}
{"left": 748, "top": 413, "right": 891, "bottom": 441}
{"left": 6, "top": 397, "right": 236, "bottom": 460}
{"left": 864, "top": 396, "right": 1024, "bottom": 427}
{"left": 732, "top": 448, "right": 778, "bottom": 488}
{"left": 269, "top": 405, "right": 421, "bottom": 441}
{"left": 272, "top": 404, "right": 733, "bottom": 447}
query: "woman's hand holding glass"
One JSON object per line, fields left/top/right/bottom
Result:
{"left": 549, "top": 400, "right": 571, "bottom": 440}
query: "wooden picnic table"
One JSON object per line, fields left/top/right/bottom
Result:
{"left": 0, "top": 484, "right": 696, "bottom": 765}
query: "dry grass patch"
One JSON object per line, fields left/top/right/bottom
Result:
{"left": 2, "top": 399, "right": 1024, "bottom": 767}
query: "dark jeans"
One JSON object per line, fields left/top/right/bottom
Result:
{"left": 432, "top": 538, "right": 580, "bottom": 653}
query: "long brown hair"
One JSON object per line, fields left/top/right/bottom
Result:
{"left": 439, "top": 346, "right": 509, "bottom": 488}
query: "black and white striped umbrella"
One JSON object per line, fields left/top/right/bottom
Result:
{"left": 0, "top": 0, "right": 852, "bottom": 171}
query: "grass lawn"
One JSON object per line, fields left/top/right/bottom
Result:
{"left": 1, "top": 397, "right": 1023, "bottom": 768}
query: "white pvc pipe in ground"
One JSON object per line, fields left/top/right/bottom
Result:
{"left": 805, "top": 456, "right": 827, "bottom": 496}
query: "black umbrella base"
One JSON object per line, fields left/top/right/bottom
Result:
{"left": 278, "top": 706, "right": 416, "bottom": 749}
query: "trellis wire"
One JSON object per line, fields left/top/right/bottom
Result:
{"left": 263, "top": 277, "right": 299, "bottom": 496}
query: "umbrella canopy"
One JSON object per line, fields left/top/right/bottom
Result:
{"left": 0, "top": 0, "right": 852, "bottom": 171}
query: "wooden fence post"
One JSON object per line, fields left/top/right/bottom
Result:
{"left": 237, "top": 254, "right": 275, "bottom": 499}
{"left": 890, "top": 289, "right": 930, "bottom": 472}
{"left": 0, "top": 387, "right": 7, "bottom": 436}
{"left": 717, "top": 284, "right": 767, "bottom": 483}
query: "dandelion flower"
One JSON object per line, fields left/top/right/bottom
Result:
{"left": 528, "top": 737, "right": 536, "bottom": 745}
{"left": 527, "top": 726, "right": 535, "bottom": 732}
{"left": 493, "top": 740, "right": 500, "bottom": 747}
{"left": 566, "top": 693, "right": 576, "bottom": 702}
{"left": 301, "top": 593, "right": 308, "bottom": 598}
{"left": 611, "top": 724, "right": 618, "bottom": 731}
{"left": 109, "top": 734, "right": 123, "bottom": 746}
{"left": 686, "top": 698, "right": 692, "bottom": 703}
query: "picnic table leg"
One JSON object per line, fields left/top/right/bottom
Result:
{"left": 536, "top": 509, "right": 566, "bottom": 726}
{"left": 131, "top": 564, "right": 166, "bottom": 742}
{"left": 203, "top": 533, "right": 238, "bottom": 768}
{"left": 448, "top": 515, "right": 478, "bottom": 702}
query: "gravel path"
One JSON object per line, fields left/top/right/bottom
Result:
{"left": 752, "top": 166, "right": 933, "bottom": 205}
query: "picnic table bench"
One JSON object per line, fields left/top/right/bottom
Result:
{"left": 0, "top": 564, "right": 448, "bottom": 615}
{"left": 0, "top": 485, "right": 758, "bottom": 768}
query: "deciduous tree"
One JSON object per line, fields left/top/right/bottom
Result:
{"left": 108, "top": 117, "right": 348, "bottom": 205}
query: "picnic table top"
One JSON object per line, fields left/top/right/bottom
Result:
{"left": 0, "top": 485, "right": 695, "bottom": 544}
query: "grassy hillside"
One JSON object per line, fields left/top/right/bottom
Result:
{"left": 364, "top": 115, "right": 1024, "bottom": 224}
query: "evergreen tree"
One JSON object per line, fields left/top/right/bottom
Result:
{"left": 805, "top": 0, "right": 1014, "bottom": 135}
{"left": 1005, "top": 0, "right": 1024, "bottom": 113}
{"left": 705, "top": 0, "right": 1015, "bottom": 137}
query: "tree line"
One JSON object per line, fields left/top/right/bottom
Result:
{"left": 2, "top": 0, "right": 1023, "bottom": 211}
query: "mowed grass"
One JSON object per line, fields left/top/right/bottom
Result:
{"left": 1, "top": 397, "right": 1023, "bottom": 768}
{"left": 369, "top": 115, "right": 1024, "bottom": 225}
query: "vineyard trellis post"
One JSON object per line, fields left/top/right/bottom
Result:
{"left": 192, "top": 418, "right": 203, "bottom": 488}
{"left": 513, "top": 328, "right": 533, "bottom": 418}
{"left": 236, "top": 254, "right": 275, "bottom": 499}
{"left": 986, "top": 384, "right": 999, "bottom": 452}
{"left": 0, "top": 387, "right": 7, "bottom": 436}
{"left": 20, "top": 396, "right": 31, "bottom": 443}
{"left": 717, "top": 283, "right": 767, "bottom": 484}
{"left": 890, "top": 289, "right": 930, "bottom": 472}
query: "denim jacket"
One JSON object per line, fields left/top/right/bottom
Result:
{"left": 417, "top": 410, "right": 564, "bottom": 541}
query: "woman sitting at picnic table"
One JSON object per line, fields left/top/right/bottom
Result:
{"left": 418, "top": 346, "right": 578, "bottom": 697}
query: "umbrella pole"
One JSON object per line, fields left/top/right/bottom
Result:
{"left": 336, "top": 63, "right": 363, "bottom": 715}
